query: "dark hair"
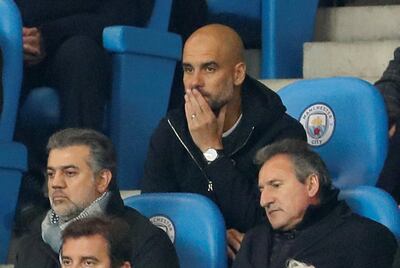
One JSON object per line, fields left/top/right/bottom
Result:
{"left": 47, "top": 128, "right": 117, "bottom": 191}
{"left": 255, "top": 139, "right": 333, "bottom": 202}
{"left": 61, "top": 216, "right": 132, "bottom": 268}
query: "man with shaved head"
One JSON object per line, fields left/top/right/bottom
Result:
{"left": 142, "top": 24, "right": 306, "bottom": 259}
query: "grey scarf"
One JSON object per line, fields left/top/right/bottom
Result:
{"left": 41, "top": 191, "right": 111, "bottom": 253}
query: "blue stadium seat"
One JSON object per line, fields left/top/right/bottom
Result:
{"left": 279, "top": 77, "right": 400, "bottom": 239}
{"left": 103, "top": 0, "right": 181, "bottom": 189}
{"left": 278, "top": 77, "right": 388, "bottom": 188}
{"left": 339, "top": 186, "right": 400, "bottom": 240}
{"left": 0, "top": 0, "right": 27, "bottom": 262}
{"left": 124, "top": 193, "right": 227, "bottom": 268}
{"left": 206, "top": 0, "right": 319, "bottom": 78}
{"left": 17, "top": 0, "right": 181, "bottom": 189}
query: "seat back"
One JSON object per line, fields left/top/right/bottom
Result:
{"left": 0, "top": 0, "right": 27, "bottom": 262}
{"left": 261, "top": 0, "right": 319, "bottom": 78}
{"left": 339, "top": 186, "right": 400, "bottom": 239}
{"left": 0, "top": 0, "right": 23, "bottom": 141}
{"left": 104, "top": 0, "right": 181, "bottom": 189}
{"left": 278, "top": 77, "right": 388, "bottom": 188}
{"left": 147, "top": 0, "right": 173, "bottom": 30}
{"left": 205, "top": 0, "right": 319, "bottom": 78}
{"left": 206, "top": 0, "right": 261, "bottom": 48}
{"left": 124, "top": 193, "right": 227, "bottom": 268}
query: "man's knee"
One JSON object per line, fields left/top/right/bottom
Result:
{"left": 52, "top": 35, "right": 107, "bottom": 69}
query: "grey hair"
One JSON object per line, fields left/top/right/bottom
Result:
{"left": 47, "top": 128, "right": 117, "bottom": 190}
{"left": 255, "top": 139, "right": 333, "bottom": 202}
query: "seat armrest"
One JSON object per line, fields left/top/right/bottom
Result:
{"left": 103, "top": 26, "right": 182, "bottom": 60}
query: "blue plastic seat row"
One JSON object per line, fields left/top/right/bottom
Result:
{"left": 279, "top": 77, "right": 400, "bottom": 240}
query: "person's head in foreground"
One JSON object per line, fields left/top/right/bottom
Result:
{"left": 256, "top": 139, "right": 333, "bottom": 231}
{"left": 60, "top": 217, "right": 132, "bottom": 268}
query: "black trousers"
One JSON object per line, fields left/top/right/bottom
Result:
{"left": 16, "top": 35, "right": 111, "bottom": 168}
{"left": 20, "top": 35, "right": 111, "bottom": 130}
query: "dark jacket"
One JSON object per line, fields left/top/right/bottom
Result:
{"left": 375, "top": 47, "right": 400, "bottom": 204}
{"left": 14, "top": 191, "right": 179, "bottom": 268}
{"left": 233, "top": 193, "right": 398, "bottom": 268}
{"left": 14, "top": 0, "right": 153, "bottom": 56}
{"left": 142, "top": 75, "right": 306, "bottom": 232}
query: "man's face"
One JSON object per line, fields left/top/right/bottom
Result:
{"left": 258, "top": 154, "right": 315, "bottom": 231}
{"left": 47, "top": 145, "right": 103, "bottom": 219}
{"left": 60, "top": 235, "right": 111, "bottom": 268}
{"left": 182, "top": 34, "right": 240, "bottom": 112}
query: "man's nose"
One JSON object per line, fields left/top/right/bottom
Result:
{"left": 260, "top": 189, "right": 274, "bottom": 208}
{"left": 50, "top": 171, "right": 66, "bottom": 188}
{"left": 188, "top": 71, "right": 204, "bottom": 90}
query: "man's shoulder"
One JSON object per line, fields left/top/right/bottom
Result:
{"left": 119, "top": 205, "right": 172, "bottom": 242}
{"left": 323, "top": 206, "right": 397, "bottom": 254}
{"left": 14, "top": 228, "right": 57, "bottom": 268}
{"left": 344, "top": 212, "right": 396, "bottom": 241}
{"left": 117, "top": 206, "right": 179, "bottom": 267}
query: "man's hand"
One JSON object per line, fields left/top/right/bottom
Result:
{"left": 23, "top": 27, "right": 46, "bottom": 65}
{"left": 184, "top": 88, "right": 226, "bottom": 152}
{"left": 227, "top": 228, "right": 244, "bottom": 261}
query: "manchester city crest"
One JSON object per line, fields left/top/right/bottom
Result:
{"left": 300, "top": 104, "right": 335, "bottom": 146}
{"left": 150, "top": 215, "right": 176, "bottom": 243}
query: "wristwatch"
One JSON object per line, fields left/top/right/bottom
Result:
{"left": 203, "top": 148, "right": 224, "bottom": 163}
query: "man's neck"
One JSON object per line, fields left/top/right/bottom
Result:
{"left": 223, "top": 95, "right": 242, "bottom": 132}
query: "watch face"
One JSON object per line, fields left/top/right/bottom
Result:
{"left": 204, "top": 148, "right": 218, "bottom": 162}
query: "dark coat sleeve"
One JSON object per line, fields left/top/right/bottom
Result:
{"left": 349, "top": 221, "right": 397, "bottom": 268}
{"left": 375, "top": 47, "right": 400, "bottom": 98}
{"left": 132, "top": 228, "right": 180, "bottom": 268}
{"left": 142, "top": 119, "right": 181, "bottom": 192}
{"left": 122, "top": 207, "right": 179, "bottom": 268}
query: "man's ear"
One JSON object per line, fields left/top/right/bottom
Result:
{"left": 306, "top": 174, "right": 320, "bottom": 198}
{"left": 120, "top": 261, "right": 132, "bottom": 268}
{"left": 96, "top": 169, "right": 112, "bottom": 194}
{"left": 233, "top": 62, "right": 246, "bottom": 86}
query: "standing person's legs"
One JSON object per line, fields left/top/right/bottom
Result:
{"left": 46, "top": 35, "right": 111, "bottom": 131}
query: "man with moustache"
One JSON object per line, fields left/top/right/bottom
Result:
{"left": 15, "top": 128, "right": 179, "bottom": 268}
{"left": 141, "top": 24, "right": 306, "bottom": 259}
{"left": 233, "top": 139, "right": 397, "bottom": 268}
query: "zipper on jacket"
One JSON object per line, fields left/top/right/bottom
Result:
{"left": 167, "top": 120, "right": 255, "bottom": 192}
{"left": 230, "top": 126, "right": 255, "bottom": 156}
{"left": 167, "top": 119, "right": 213, "bottom": 192}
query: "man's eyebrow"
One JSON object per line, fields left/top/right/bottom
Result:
{"left": 47, "top": 165, "right": 79, "bottom": 170}
{"left": 201, "top": 61, "right": 218, "bottom": 68}
{"left": 81, "top": 256, "right": 100, "bottom": 263}
{"left": 266, "top": 179, "right": 282, "bottom": 185}
{"left": 259, "top": 178, "right": 281, "bottom": 186}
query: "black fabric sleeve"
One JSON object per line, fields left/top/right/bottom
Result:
{"left": 350, "top": 223, "right": 397, "bottom": 268}
{"left": 141, "top": 119, "right": 180, "bottom": 193}
{"left": 375, "top": 47, "right": 400, "bottom": 99}
{"left": 132, "top": 228, "right": 180, "bottom": 268}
